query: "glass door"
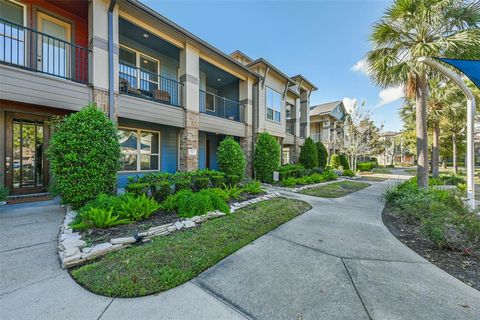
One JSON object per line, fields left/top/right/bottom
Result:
{"left": 5, "top": 113, "right": 49, "bottom": 194}
{"left": 37, "top": 12, "right": 71, "bottom": 78}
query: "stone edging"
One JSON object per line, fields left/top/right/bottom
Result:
{"left": 58, "top": 192, "right": 281, "bottom": 268}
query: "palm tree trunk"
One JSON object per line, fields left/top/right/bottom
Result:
{"left": 416, "top": 73, "right": 429, "bottom": 188}
{"left": 432, "top": 121, "right": 440, "bottom": 178}
{"left": 452, "top": 132, "right": 458, "bottom": 174}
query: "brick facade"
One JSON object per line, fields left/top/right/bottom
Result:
{"left": 179, "top": 111, "right": 199, "bottom": 171}
{"left": 240, "top": 124, "right": 254, "bottom": 177}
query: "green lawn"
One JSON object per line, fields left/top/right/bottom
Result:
{"left": 358, "top": 176, "right": 388, "bottom": 182}
{"left": 71, "top": 197, "right": 311, "bottom": 297}
{"left": 300, "top": 181, "right": 370, "bottom": 198}
{"left": 404, "top": 168, "right": 417, "bottom": 175}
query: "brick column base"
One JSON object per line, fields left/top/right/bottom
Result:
{"left": 93, "top": 88, "right": 118, "bottom": 122}
{"left": 179, "top": 111, "right": 199, "bottom": 171}
{"left": 240, "top": 124, "right": 254, "bottom": 177}
{"left": 291, "top": 137, "right": 301, "bottom": 163}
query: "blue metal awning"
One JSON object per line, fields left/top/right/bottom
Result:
{"left": 437, "top": 58, "right": 480, "bottom": 88}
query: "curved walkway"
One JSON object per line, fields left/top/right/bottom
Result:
{"left": 1, "top": 178, "right": 479, "bottom": 320}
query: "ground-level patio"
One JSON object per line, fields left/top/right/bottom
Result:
{"left": 1, "top": 171, "right": 479, "bottom": 319}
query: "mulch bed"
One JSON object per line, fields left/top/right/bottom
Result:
{"left": 79, "top": 191, "right": 266, "bottom": 246}
{"left": 382, "top": 206, "right": 480, "bottom": 291}
{"left": 80, "top": 210, "right": 179, "bottom": 246}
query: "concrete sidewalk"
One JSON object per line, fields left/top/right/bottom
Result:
{"left": 1, "top": 180, "right": 479, "bottom": 320}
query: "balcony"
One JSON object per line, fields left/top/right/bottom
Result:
{"left": 286, "top": 119, "right": 295, "bottom": 135}
{"left": 0, "top": 18, "right": 90, "bottom": 84}
{"left": 119, "top": 63, "right": 182, "bottom": 107}
{"left": 199, "top": 90, "right": 244, "bottom": 122}
{"left": 311, "top": 132, "right": 331, "bottom": 143}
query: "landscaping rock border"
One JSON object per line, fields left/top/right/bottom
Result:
{"left": 57, "top": 191, "right": 281, "bottom": 268}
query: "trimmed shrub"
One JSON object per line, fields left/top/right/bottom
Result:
{"left": 316, "top": 142, "right": 328, "bottom": 168}
{"left": 153, "top": 180, "right": 172, "bottom": 202}
{"left": 193, "top": 177, "right": 210, "bottom": 191}
{"left": 339, "top": 154, "right": 350, "bottom": 170}
{"left": 253, "top": 132, "right": 280, "bottom": 183}
{"left": 47, "top": 105, "right": 120, "bottom": 208}
{"left": 210, "top": 174, "right": 226, "bottom": 188}
{"left": 356, "top": 162, "right": 376, "bottom": 171}
{"left": 329, "top": 154, "right": 341, "bottom": 169}
{"left": 226, "top": 175, "right": 240, "bottom": 187}
{"left": 299, "top": 137, "right": 318, "bottom": 169}
{"left": 125, "top": 182, "right": 150, "bottom": 197}
{"left": 174, "top": 178, "right": 192, "bottom": 192}
{"left": 278, "top": 164, "right": 305, "bottom": 180}
{"left": 217, "top": 137, "right": 246, "bottom": 178}
{"left": 343, "top": 169, "right": 355, "bottom": 177}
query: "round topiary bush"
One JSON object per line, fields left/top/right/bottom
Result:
{"left": 47, "top": 105, "right": 120, "bottom": 208}
{"left": 329, "top": 154, "right": 342, "bottom": 169}
{"left": 339, "top": 154, "right": 350, "bottom": 170}
{"left": 217, "top": 136, "right": 246, "bottom": 178}
{"left": 253, "top": 132, "right": 280, "bottom": 182}
{"left": 299, "top": 137, "right": 318, "bottom": 169}
{"left": 315, "top": 141, "right": 328, "bottom": 168}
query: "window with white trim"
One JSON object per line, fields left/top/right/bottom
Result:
{"left": 119, "top": 128, "right": 159, "bottom": 171}
{"left": 266, "top": 87, "right": 281, "bottom": 122}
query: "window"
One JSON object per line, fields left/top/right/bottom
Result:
{"left": 119, "top": 46, "right": 159, "bottom": 92}
{"left": 266, "top": 87, "right": 281, "bottom": 122}
{"left": 119, "top": 128, "right": 159, "bottom": 171}
{"left": 0, "top": 0, "right": 26, "bottom": 66}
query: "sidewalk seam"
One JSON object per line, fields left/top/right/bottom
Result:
{"left": 0, "top": 273, "right": 63, "bottom": 297}
{"left": 0, "top": 239, "right": 57, "bottom": 254}
{"left": 341, "top": 258, "right": 373, "bottom": 320}
{"left": 96, "top": 298, "right": 115, "bottom": 320}
{"left": 191, "top": 280, "right": 254, "bottom": 320}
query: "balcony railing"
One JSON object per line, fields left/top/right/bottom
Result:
{"left": 0, "top": 18, "right": 90, "bottom": 84}
{"left": 119, "top": 63, "right": 183, "bottom": 107}
{"left": 311, "top": 132, "right": 332, "bottom": 143}
{"left": 286, "top": 119, "right": 295, "bottom": 135}
{"left": 199, "top": 90, "right": 244, "bottom": 122}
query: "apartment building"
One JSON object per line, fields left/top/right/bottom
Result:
{"left": 309, "top": 100, "right": 348, "bottom": 155}
{"left": 230, "top": 51, "right": 317, "bottom": 165}
{"left": 0, "top": 0, "right": 317, "bottom": 195}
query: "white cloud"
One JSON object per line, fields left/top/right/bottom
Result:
{"left": 350, "top": 58, "right": 370, "bottom": 76}
{"left": 342, "top": 97, "right": 357, "bottom": 113}
{"left": 375, "top": 86, "right": 404, "bottom": 108}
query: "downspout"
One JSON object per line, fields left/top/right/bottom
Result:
{"left": 108, "top": 0, "right": 116, "bottom": 121}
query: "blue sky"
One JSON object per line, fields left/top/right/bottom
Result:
{"left": 142, "top": 0, "right": 404, "bottom": 132}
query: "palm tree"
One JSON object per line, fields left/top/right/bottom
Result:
{"left": 366, "top": 0, "right": 480, "bottom": 188}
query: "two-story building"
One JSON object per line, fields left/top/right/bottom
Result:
{"left": 0, "top": 0, "right": 317, "bottom": 197}
{"left": 309, "top": 100, "right": 348, "bottom": 155}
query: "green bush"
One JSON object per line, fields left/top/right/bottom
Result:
{"left": 329, "top": 154, "right": 341, "bottom": 169}
{"left": 210, "top": 174, "right": 226, "bottom": 188}
{"left": 47, "top": 105, "right": 120, "bottom": 208}
{"left": 217, "top": 137, "right": 246, "bottom": 178}
{"left": 0, "top": 185, "right": 9, "bottom": 202}
{"left": 356, "top": 162, "right": 377, "bottom": 171}
{"left": 316, "top": 142, "right": 328, "bottom": 168}
{"left": 343, "top": 169, "right": 355, "bottom": 177}
{"left": 278, "top": 164, "right": 305, "bottom": 180}
{"left": 339, "top": 154, "right": 350, "bottom": 170}
{"left": 224, "top": 185, "right": 243, "bottom": 200}
{"left": 281, "top": 169, "right": 337, "bottom": 187}
{"left": 163, "top": 189, "right": 230, "bottom": 218}
{"left": 125, "top": 182, "right": 150, "bottom": 197}
{"left": 253, "top": 132, "right": 280, "bottom": 183}
{"left": 193, "top": 177, "right": 210, "bottom": 191}
{"left": 174, "top": 178, "right": 192, "bottom": 192}
{"left": 118, "top": 194, "right": 161, "bottom": 221}
{"left": 152, "top": 180, "right": 172, "bottom": 202}
{"left": 383, "top": 178, "right": 479, "bottom": 252}
{"left": 281, "top": 177, "right": 297, "bottom": 187}
{"left": 299, "top": 137, "right": 318, "bottom": 169}
{"left": 225, "top": 175, "right": 240, "bottom": 187}
{"left": 242, "top": 181, "right": 263, "bottom": 195}
{"left": 72, "top": 207, "right": 131, "bottom": 230}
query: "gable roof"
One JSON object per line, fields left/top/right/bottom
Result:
{"left": 310, "top": 101, "right": 343, "bottom": 115}
{"left": 291, "top": 74, "right": 318, "bottom": 91}
{"left": 247, "top": 58, "right": 296, "bottom": 85}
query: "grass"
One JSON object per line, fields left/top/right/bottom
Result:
{"left": 404, "top": 168, "right": 417, "bottom": 175}
{"left": 70, "top": 197, "right": 311, "bottom": 297}
{"left": 300, "top": 181, "right": 370, "bottom": 198}
{"left": 358, "top": 176, "right": 388, "bottom": 182}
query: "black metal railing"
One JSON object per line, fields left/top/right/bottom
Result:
{"left": 199, "top": 90, "right": 244, "bottom": 122}
{"left": 0, "top": 18, "right": 90, "bottom": 84}
{"left": 286, "top": 119, "right": 295, "bottom": 135}
{"left": 119, "top": 62, "right": 182, "bottom": 107}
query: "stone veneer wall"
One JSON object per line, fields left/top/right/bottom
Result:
{"left": 93, "top": 88, "right": 118, "bottom": 121}
{"left": 179, "top": 110, "right": 199, "bottom": 171}
{"left": 292, "top": 137, "right": 301, "bottom": 163}
{"left": 240, "top": 124, "right": 254, "bottom": 177}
